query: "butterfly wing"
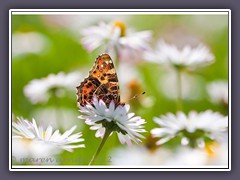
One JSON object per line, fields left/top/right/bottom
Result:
{"left": 76, "top": 53, "right": 121, "bottom": 107}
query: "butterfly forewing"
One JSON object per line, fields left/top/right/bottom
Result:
{"left": 76, "top": 53, "right": 121, "bottom": 108}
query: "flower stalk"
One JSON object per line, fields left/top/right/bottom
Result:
{"left": 176, "top": 66, "right": 183, "bottom": 111}
{"left": 88, "top": 127, "right": 112, "bottom": 165}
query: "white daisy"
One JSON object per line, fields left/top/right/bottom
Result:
{"left": 204, "top": 141, "right": 228, "bottom": 166}
{"left": 164, "top": 147, "right": 208, "bottom": 166}
{"left": 12, "top": 138, "right": 59, "bottom": 164}
{"left": 110, "top": 143, "right": 226, "bottom": 167}
{"left": 12, "top": 32, "right": 49, "bottom": 57}
{"left": 24, "top": 71, "right": 82, "bottom": 104}
{"left": 112, "top": 146, "right": 207, "bottom": 167}
{"left": 110, "top": 145, "right": 171, "bottom": 165}
{"left": 207, "top": 80, "right": 228, "bottom": 105}
{"left": 144, "top": 39, "right": 214, "bottom": 69}
{"left": 81, "top": 21, "right": 152, "bottom": 63}
{"left": 165, "top": 141, "right": 228, "bottom": 166}
{"left": 151, "top": 110, "right": 228, "bottom": 147}
{"left": 110, "top": 143, "right": 228, "bottom": 166}
{"left": 78, "top": 96, "right": 146, "bottom": 145}
{"left": 12, "top": 117, "right": 85, "bottom": 153}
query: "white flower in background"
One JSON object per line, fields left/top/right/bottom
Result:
{"left": 12, "top": 32, "right": 49, "bottom": 57}
{"left": 110, "top": 143, "right": 228, "bottom": 166}
{"left": 144, "top": 39, "right": 214, "bottom": 69}
{"left": 207, "top": 80, "right": 228, "bottom": 105}
{"left": 118, "top": 63, "right": 138, "bottom": 87}
{"left": 204, "top": 141, "right": 228, "bottom": 165}
{"left": 160, "top": 71, "right": 203, "bottom": 100}
{"left": 42, "top": 15, "right": 128, "bottom": 33}
{"left": 12, "top": 138, "right": 59, "bottom": 164}
{"left": 110, "top": 145, "right": 171, "bottom": 165}
{"left": 24, "top": 71, "right": 82, "bottom": 104}
{"left": 12, "top": 117, "right": 85, "bottom": 151}
{"left": 78, "top": 96, "right": 146, "bottom": 145}
{"left": 165, "top": 142, "right": 228, "bottom": 166}
{"left": 164, "top": 147, "right": 208, "bottom": 166}
{"left": 81, "top": 21, "right": 152, "bottom": 63}
{"left": 117, "top": 63, "right": 139, "bottom": 102}
{"left": 12, "top": 117, "right": 85, "bottom": 164}
{"left": 151, "top": 110, "right": 228, "bottom": 147}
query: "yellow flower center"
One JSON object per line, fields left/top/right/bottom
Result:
{"left": 21, "top": 138, "right": 32, "bottom": 144}
{"left": 112, "top": 21, "right": 126, "bottom": 37}
{"left": 205, "top": 141, "right": 220, "bottom": 158}
{"left": 145, "top": 135, "right": 159, "bottom": 153}
{"left": 42, "top": 131, "right": 46, "bottom": 138}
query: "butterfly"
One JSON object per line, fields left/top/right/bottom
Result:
{"left": 76, "top": 53, "right": 123, "bottom": 108}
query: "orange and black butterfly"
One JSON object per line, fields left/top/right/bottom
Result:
{"left": 76, "top": 53, "right": 124, "bottom": 108}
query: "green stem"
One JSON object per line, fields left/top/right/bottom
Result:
{"left": 176, "top": 67, "right": 183, "bottom": 112}
{"left": 189, "top": 138, "right": 196, "bottom": 148}
{"left": 52, "top": 93, "right": 63, "bottom": 128}
{"left": 88, "top": 128, "right": 112, "bottom": 165}
{"left": 114, "top": 44, "right": 120, "bottom": 68}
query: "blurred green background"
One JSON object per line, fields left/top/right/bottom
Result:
{"left": 11, "top": 13, "right": 228, "bottom": 165}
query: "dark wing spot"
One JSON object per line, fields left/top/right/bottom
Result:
{"left": 89, "top": 77, "right": 101, "bottom": 87}
{"left": 110, "top": 86, "right": 118, "bottom": 91}
{"left": 108, "top": 78, "right": 117, "bottom": 82}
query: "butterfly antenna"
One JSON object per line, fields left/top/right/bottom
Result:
{"left": 128, "top": 92, "right": 146, "bottom": 102}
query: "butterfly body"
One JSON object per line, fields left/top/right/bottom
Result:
{"left": 77, "top": 54, "right": 123, "bottom": 108}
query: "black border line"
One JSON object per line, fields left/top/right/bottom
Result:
{"left": 9, "top": 9, "right": 231, "bottom": 171}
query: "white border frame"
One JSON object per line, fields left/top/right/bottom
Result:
{"left": 9, "top": 9, "right": 231, "bottom": 171}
